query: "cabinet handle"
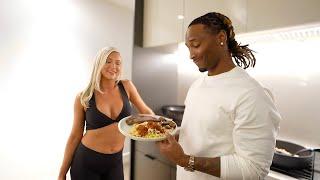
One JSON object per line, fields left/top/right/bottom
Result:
{"left": 145, "top": 154, "right": 156, "bottom": 160}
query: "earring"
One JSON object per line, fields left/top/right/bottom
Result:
{"left": 220, "top": 42, "right": 224, "bottom": 46}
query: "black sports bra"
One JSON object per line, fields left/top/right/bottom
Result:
{"left": 85, "top": 81, "right": 132, "bottom": 130}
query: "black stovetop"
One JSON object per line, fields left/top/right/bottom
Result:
{"left": 271, "top": 151, "right": 320, "bottom": 180}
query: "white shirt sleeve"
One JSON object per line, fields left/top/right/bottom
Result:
{"left": 220, "top": 88, "right": 281, "bottom": 180}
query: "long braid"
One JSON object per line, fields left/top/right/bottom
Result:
{"left": 189, "top": 12, "right": 256, "bottom": 69}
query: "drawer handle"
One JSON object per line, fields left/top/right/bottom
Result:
{"left": 145, "top": 154, "right": 156, "bottom": 160}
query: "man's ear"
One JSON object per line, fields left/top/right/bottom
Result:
{"left": 217, "top": 30, "right": 227, "bottom": 45}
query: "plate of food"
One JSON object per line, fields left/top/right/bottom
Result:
{"left": 118, "top": 114, "right": 177, "bottom": 141}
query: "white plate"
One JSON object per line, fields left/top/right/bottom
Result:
{"left": 118, "top": 114, "right": 177, "bottom": 142}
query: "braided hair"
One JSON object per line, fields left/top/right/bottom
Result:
{"left": 189, "top": 12, "right": 256, "bottom": 69}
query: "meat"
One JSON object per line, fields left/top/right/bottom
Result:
{"left": 136, "top": 124, "right": 148, "bottom": 136}
{"left": 146, "top": 122, "right": 164, "bottom": 133}
{"left": 126, "top": 115, "right": 160, "bottom": 125}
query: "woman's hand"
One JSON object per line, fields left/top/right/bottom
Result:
{"left": 156, "top": 133, "right": 188, "bottom": 167}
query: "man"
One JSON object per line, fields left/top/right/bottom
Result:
{"left": 157, "top": 12, "right": 281, "bottom": 180}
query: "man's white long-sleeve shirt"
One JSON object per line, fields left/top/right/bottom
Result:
{"left": 177, "top": 67, "right": 281, "bottom": 180}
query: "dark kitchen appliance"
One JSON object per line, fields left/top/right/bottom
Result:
{"left": 161, "top": 105, "right": 185, "bottom": 126}
{"left": 273, "top": 140, "right": 313, "bottom": 169}
{"left": 271, "top": 140, "right": 320, "bottom": 179}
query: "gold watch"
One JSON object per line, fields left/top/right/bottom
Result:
{"left": 184, "top": 155, "right": 195, "bottom": 172}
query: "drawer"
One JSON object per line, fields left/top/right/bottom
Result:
{"left": 134, "top": 151, "right": 171, "bottom": 180}
{"left": 135, "top": 141, "right": 176, "bottom": 168}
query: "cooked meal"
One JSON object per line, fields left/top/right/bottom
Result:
{"left": 126, "top": 115, "right": 176, "bottom": 139}
{"left": 126, "top": 114, "right": 160, "bottom": 125}
{"left": 275, "top": 147, "right": 299, "bottom": 157}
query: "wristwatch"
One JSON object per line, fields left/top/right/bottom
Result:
{"left": 184, "top": 155, "right": 195, "bottom": 172}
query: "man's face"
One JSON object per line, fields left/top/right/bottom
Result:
{"left": 185, "top": 24, "right": 222, "bottom": 72}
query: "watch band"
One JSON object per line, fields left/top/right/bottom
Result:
{"left": 184, "top": 155, "right": 195, "bottom": 172}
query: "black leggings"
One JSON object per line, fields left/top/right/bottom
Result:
{"left": 70, "top": 142, "right": 124, "bottom": 180}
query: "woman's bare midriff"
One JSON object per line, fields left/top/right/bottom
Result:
{"left": 81, "top": 123, "right": 125, "bottom": 154}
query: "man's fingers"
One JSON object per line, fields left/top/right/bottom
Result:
{"left": 166, "top": 133, "right": 176, "bottom": 143}
{"left": 156, "top": 139, "right": 168, "bottom": 146}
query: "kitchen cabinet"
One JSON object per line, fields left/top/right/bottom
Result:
{"left": 184, "top": 0, "right": 320, "bottom": 34}
{"left": 184, "top": 0, "right": 247, "bottom": 35}
{"left": 142, "top": 0, "right": 320, "bottom": 47}
{"left": 143, "top": 0, "right": 184, "bottom": 47}
{"left": 133, "top": 141, "right": 176, "bottom": 180}
{"left": 143, "top": 0, "right": 246, "bottom": 47}
{"left": 171, "top": 167, "right": 177, "bottom": 180}
{"left": 246, "top": 0, "right": 320, "bottom": 32}
{"left": 134, "top": 151, "right": 171, "bottom": 180}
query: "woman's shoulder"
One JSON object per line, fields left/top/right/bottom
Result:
{"left": 119, "top": 79, "right": 134, "bottom": 96}
{"left": 74, "top": 92, "right": 85, "bottom": 110}
{"left": 120, "top": 79, "right": 131, "bottom": 84}
{"left": 76, "top": 92, "right": 82, "bottom": 100}
{"left": 120, "top": 79, "right": 134, "bottom": 88}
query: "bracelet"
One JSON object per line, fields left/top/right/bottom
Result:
{"left": 184, "top": 155, "right": 195, "bottom": 172}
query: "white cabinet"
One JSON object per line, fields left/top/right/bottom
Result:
{"left": 143, "top": 0, "right": 184, "bottom": 47}
{"left": 184, "top": 0, "right": 247, "bottom": 35}
{"left": 142, "top": 0, "right": 320, "bottom": 47}
{"left": 134, "top": 151, "right": 171, "bottom": 180}
{"left": 133, "top": 141, "right": 177, "bottom": 180}
{"left": 171, "top": 167, "right": 177, "bottom": 180}
{"left": 143, "top": 0, "right": 246, "bottom": 47}
{"left": 247, "top": 0, "right": 320, "bottom": 32}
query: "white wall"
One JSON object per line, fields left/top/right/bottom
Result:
{"left": 238, "top": 25, "right": 320, "bottom": 148}
{"left": 0, "top": 0, "right": 134, "bottom": 179}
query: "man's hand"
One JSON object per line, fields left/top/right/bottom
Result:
{"left": 156, "top": 133, "right": 188, "bottom": 167}
{"left": 157, "top": 133, "right": 221, "bottom": 177}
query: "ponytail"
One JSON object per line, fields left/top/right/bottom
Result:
{"left": 228, "top": 38, "right": 256, "bottom": 69}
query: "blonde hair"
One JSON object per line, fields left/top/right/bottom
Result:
{"left": 80, "top": 47, "right": 121, "bottom": 109}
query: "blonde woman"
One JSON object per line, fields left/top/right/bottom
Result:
{"left": 58, "top": 47, "right": 153, "bottom": 180}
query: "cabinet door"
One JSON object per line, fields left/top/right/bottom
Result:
{"left": 134, "top": 151, "right": 171, "bottom": 180}
{"left": 170, "top": 167, "right": 176, "bottom": 180}
{"left": 247, "top": 0, "right": 320, "bottom": 32}
{"left": 184, "top": 0, "right": 247, "bottom": 35}
{"left": 143, "top": 0, "right": 184, "bottom": 47}
{"left": 135, "top": 141, "right": 176, "bottom": 167}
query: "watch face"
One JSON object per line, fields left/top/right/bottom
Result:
{"left": 184, "top": 155, "right": 195, "bottom": 172}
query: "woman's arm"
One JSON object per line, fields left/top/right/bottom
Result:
{"left": 58, "top": 94, "right": 85, "bottom": 179}
{"left": 122, "top": 80, "right": 154, "bottom": 114}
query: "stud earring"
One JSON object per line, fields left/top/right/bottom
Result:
{"left": 220, "top": 42, "right": 224, "bottom": 46}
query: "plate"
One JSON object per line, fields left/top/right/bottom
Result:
{"left": 118, "top": 114, "right": 177, "bottom": 141}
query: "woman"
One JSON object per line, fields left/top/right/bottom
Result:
{"left": 157, "top": 12, "right": 281, "bottom": 180}
{"left": 58, "top": 47, "right": 154, "bottom": 180}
